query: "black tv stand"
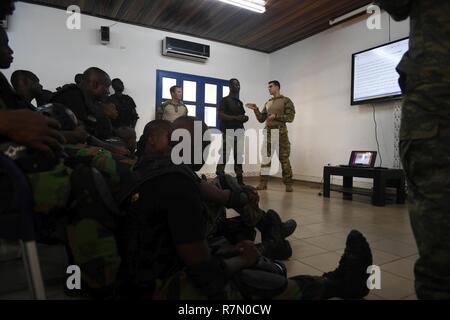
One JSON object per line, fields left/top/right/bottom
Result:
{"left": 322, "top": 166, "right": 406, "bottom": 207}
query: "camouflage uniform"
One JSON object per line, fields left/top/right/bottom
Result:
{"left": 29, "top": 144, "right": 134, "bottom": 214}
{"left": 376, "top": 0, "right": 450, "bottom": 299}
{"left": 254, "top": 96, "right": 296, "bottom": 187}
{"left": 152, "top": 271, "right": 325, "bottom": 300}
{"left": 155, "top": 100, "right": 188, "bottom": 122}
{"left": 215, "top": 131, "right": 244, "bottom": 180}
{"left": 27, "top": 144, "right": 135, "bottom": 292}
{"left": 205, "top": 176, "right": 265, "bottom": 235}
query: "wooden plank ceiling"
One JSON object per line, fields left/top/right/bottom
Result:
{"left": 21, "top": 0, "right": 372, "bottom": 53}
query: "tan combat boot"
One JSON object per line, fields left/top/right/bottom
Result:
{"left": 256, "top": 175, "right": 268, "bottom": 190}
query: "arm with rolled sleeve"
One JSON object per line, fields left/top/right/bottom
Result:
{"left": 276, "top": 98, "right": 296, "bottom": 123}
{"left": 155, "top": 104, "right": 164, "bottom": 120}
{"left": 254, "top": 103, "right": 268, "bottom": 123}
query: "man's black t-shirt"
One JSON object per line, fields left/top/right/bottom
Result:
{"left": 121, "top": 171, "right": 207, "bottom": 281}
{"left": 51, "top": 85, "right": 90, "bottom": 124}
{"left": 51, "top": 85, "right": 113, "bottom": 139}
{"left": 109, "top": 93, "right": 139, "bottom": 128}
{"left": 219, "top": 95, "right": 245, "bottom": 132}
{"left": 36, "top": 89, "right": 54, "bottom": 107}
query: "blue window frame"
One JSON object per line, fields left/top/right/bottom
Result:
{"left": 156, "top": 70, "right": 230, "bottom": 129}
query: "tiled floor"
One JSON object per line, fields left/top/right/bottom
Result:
{"left": 247, "top": 177, "right": 418, "bottom": 300}
{"left": 0, "top": 177, "right": 419, "bottom": 300}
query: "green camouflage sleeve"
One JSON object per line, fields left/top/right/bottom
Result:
{"left": 254, "top": 103, "right": 268, "bottom": 123}
{"left": 155, "top": 104, "right": 164, "bottom": 120}
{"left": 277, "top": 98, "right": 295, "bottom": 123}
{"left": 374, "top": 0, "right": 412, "bottom": 21}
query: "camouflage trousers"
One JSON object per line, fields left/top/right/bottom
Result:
{"left": 205, "top": 177, "right": 265, "bottom": 234}
{"left": 27, "top": 144, "right": 128, "bottom": 214}
{"left": 152, "top": 271, "right": 325, "bottom": 300}
{"left": 216, "top": 132, "right": 244, "bottom": 178}
{"left": 27, "top": 144, "right": 135, "bottom": 290}
{"left": 400, "top": 89, "right": 450, "bottom": 299}
{"left": 261, "top": 126, "right": 293, "bottom": 185}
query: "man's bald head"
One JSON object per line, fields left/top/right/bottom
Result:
{"left": 11, "top": 70, "right": 43, "bottom": 101}
{"left": 83, "top": 67, "right": 110, "bottom": 83}
{"left": 136, "top": 119, "right": 172, "bottom": 157}
{"left": 81, "top": 67, "right": 111, "bottom": 101}
{"left": 11, "top": 70, "right": 39, "bottom": 89}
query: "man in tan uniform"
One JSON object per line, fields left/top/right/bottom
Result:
{"left": 246, "top": 81, "right": 296, "bottom": 192}
{"left": 156, "top": 85, "right": 188, "bottom": 122}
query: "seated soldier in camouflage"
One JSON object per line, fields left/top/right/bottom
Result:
{"left": 0, "top": 2, "right": 132, "bottom": 299}
{"left": 116, "top": 117, "right": 373, "bottom": 300}
{"left": 133, "top": 119, "right": 297, "bottom": 260}
{"left": 2, "top": 103, "right": 135, "bottom": 298}
{"left": 51, "top": 67, "right": 131, "bottom": 158}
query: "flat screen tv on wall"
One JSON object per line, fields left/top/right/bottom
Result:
{"left": 351, "top": 37, "right": 409, "bottom": 105}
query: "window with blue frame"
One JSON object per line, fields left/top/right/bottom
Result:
{"left": 156, "top": 70, "right": 230, "bottom": 129}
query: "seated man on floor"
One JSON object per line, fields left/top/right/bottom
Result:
{"left": 117, "top": 116, "right": 373, "bottom": 300}
{"left": 11, "top": 68, "right": 54, "bottom": 108}
{"left": 10, "top": 70, "right": 44, "bottom": 109}
{"left": 51, "top": 67, "right": 130, "bottom": 157}
{"left": 0, "top": 4, "right": 132, "bottom": 299}
{"left": 133, "top": 119, "right": 296, "bottom": 260}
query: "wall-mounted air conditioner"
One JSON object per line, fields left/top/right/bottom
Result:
{"left": 162, "top": 37, "right": 210, "bottom": 62}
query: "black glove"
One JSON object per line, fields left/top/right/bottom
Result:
{"left": 218, "top": 174, "right": 249, "bottom": 209}
{"left": 226, "top": 189, "right": 248, "bottom": 209}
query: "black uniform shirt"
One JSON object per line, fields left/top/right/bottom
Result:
{"left": 219, "top": 95, "right": 245, "bottom": 132}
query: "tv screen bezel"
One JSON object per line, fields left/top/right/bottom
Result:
{"left": 351, "top": 37, "right": 409, "bottom": 106}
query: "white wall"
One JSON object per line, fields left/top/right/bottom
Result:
{"left": 270, "top": 13, "right": 409, "bottom": 186}
{"left": 4, "top": 2, "right": 270, "bottom": 175}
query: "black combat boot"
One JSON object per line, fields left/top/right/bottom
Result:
{"left": 255, "top": 210, "right": 297, "bottom": 260}
{"left": 256, "top": 209, "right": 297, "bottom": 243}
{"left": 321, "top": 230, "right": 373, "bottom": 299}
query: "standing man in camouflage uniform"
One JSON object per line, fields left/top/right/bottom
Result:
{"left": 375, "top": 0, "right": 450, "bottom": 299}
{"left": 155, "top": 85, "right": 188, "bottom": 122}
{"left": 246, "top": 81, "right": 296, "bottom": 192}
